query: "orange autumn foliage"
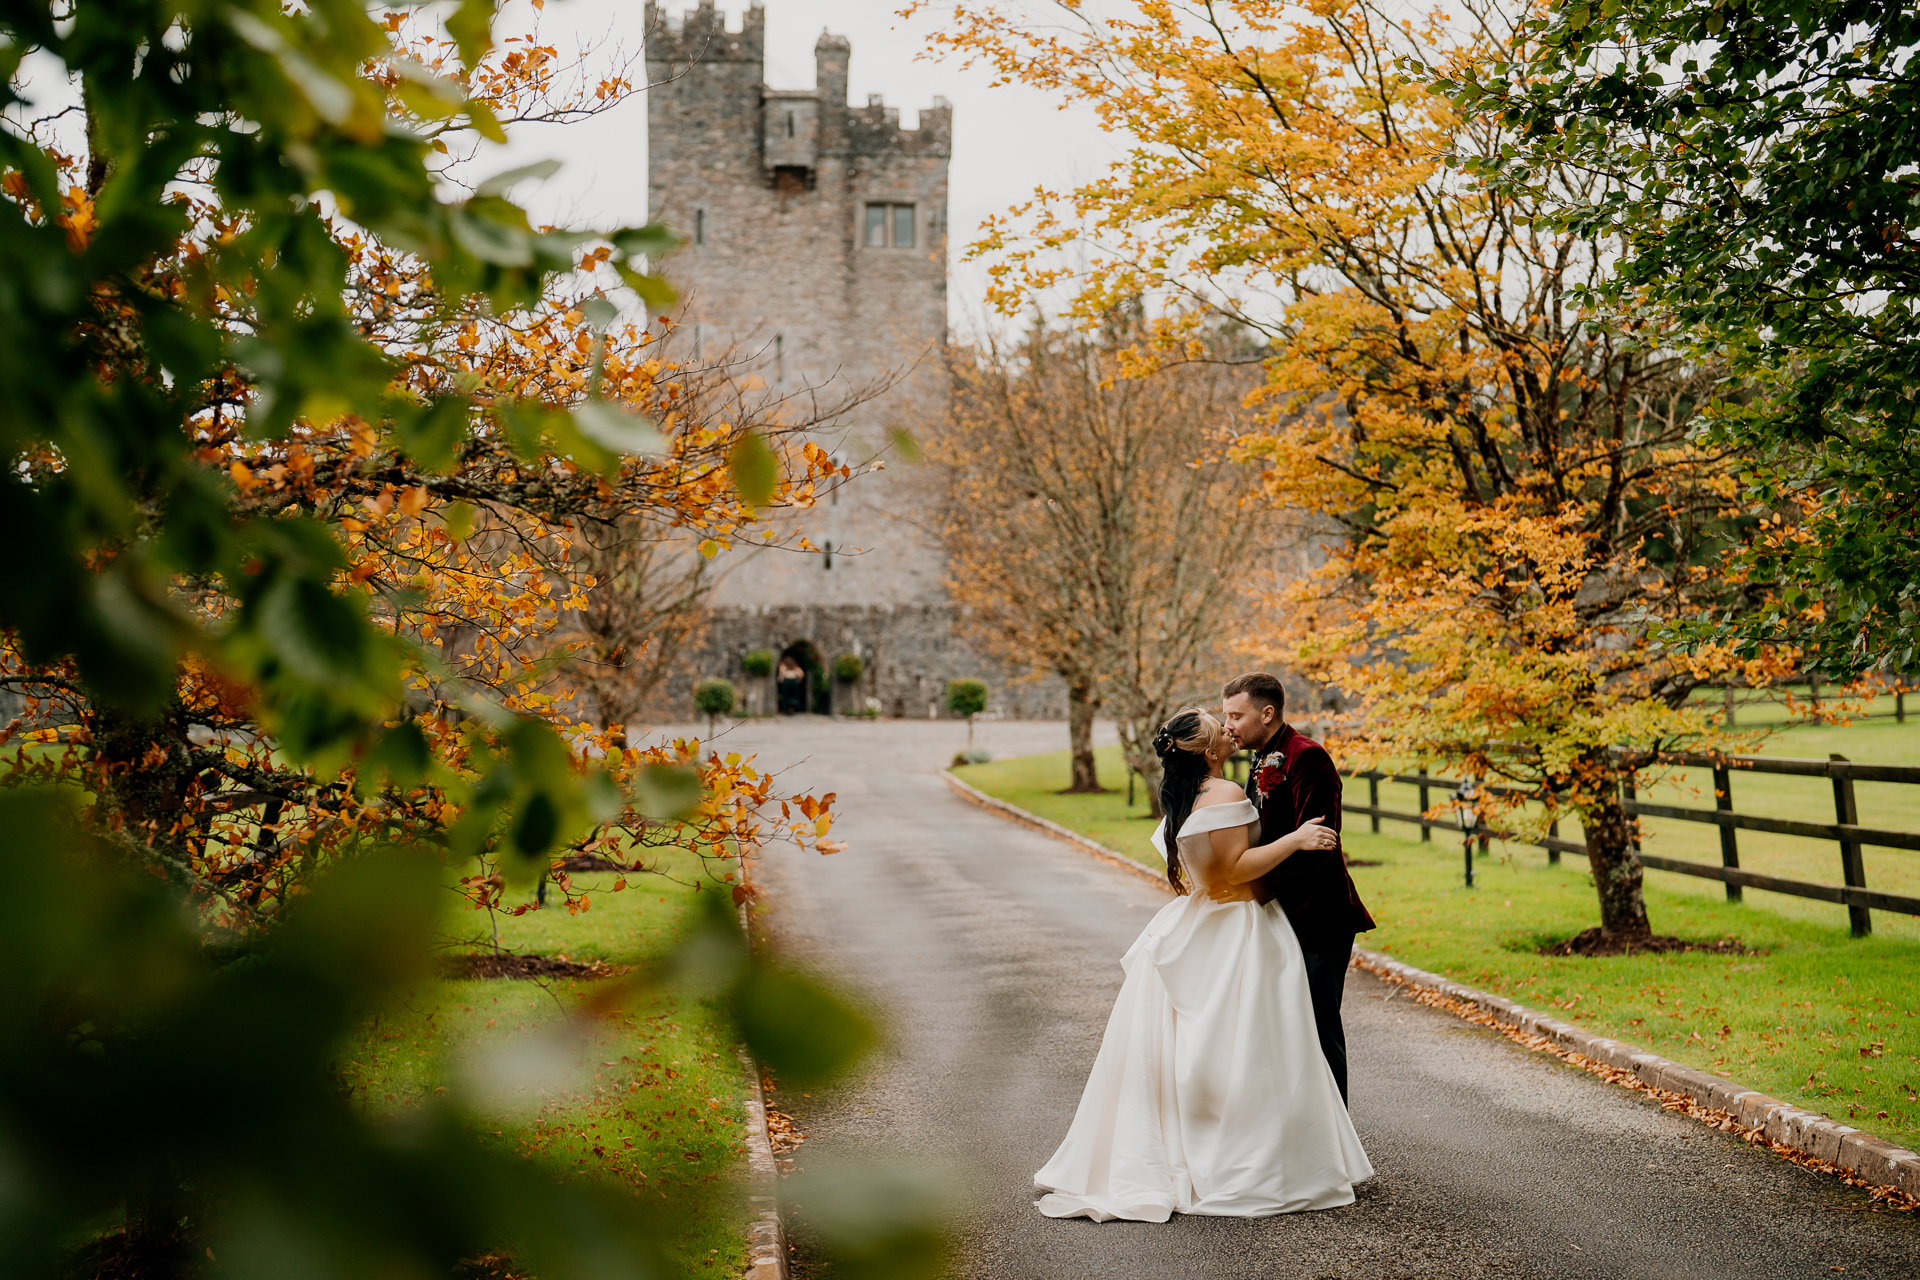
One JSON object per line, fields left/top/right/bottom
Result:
{"left": 0, "top": 10, "right": 862, "bottom": 937}
{"left": 924, "top": 0, "right": 1798, "bottom": 935}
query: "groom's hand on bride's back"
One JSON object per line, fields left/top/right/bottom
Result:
{"left": 1206, "top": 881, "right": 1259, "bottom": 904}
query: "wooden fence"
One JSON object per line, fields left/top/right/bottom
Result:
{"left": 1331, "top": 754, "right": 1920, "bottom": 937}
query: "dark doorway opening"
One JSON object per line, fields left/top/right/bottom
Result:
{"left": 778, "top": 640, "right": 827, "bottom": 715}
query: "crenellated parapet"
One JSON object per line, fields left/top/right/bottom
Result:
{"left": 643, "top": 0, "right": 764, "bottom": 65}
{"left": 644, "top": 7, "right": 980, "bottom": 719}
{"left": 844, "top": 94, "right": 952, "bottom": 159}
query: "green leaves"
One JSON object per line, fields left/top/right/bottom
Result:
{"left": 448, "top": 717, "right": 622, "bottom": 873}
{"left": 634, "top": 763, "right": 702, "bottom": 820}
{"left": 1469, "top": 0, "right": 1920, "bottom": 678}
{"left": 0, "top": 794, "right": 688, "bottom": 1279}
{"left": 0, "top": 1, "right": 928, "bottom": 1274}
{"left": 447, "top": 0, "right": 499, "bottom": 69}
{"left": 735, "top": 966, "right": 876, "bottom": 1086}
{"left": 573, "top": 399, "right": 669, "bottom": 457}
{"left": 728, "top": 429, "right": 778, "bottom": 509}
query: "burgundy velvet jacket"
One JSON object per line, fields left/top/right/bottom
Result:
{"left": 1242, "top": 723, "right": 1376, "bottom": 948}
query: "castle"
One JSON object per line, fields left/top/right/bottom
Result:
{"left": 645, "top": 3, "right": 1061, "bottom": 719}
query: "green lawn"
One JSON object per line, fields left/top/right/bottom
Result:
{"left": 336, "top": 855, "right": 751, "bottom": 1279}
{"left": 1363, "top": 712, "right": 1920, "bottom": 942}
{"left": 955, "top": 728, "right": 1920, "bottom": 1150}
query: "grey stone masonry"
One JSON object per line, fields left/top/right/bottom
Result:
{"left": 660, "top": 602, "right": 1064, "bottom": 723}
{"left": 645, "top": 4, "right": 1040, "bottom": 720}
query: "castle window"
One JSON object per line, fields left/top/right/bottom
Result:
{"left": 786, "top": 109, "right": 796, "bottom": 138}
{"left": 823, "top": 540, "right": 833, "bottom": 571}
{"left": 694, "top": 207, "right": 706, "bottom": 245}
{"left": 775, "top": 333, "right": 784, "bottom": 383}
{"left": 864, "top": 202, "right": 916, "bottom": 249}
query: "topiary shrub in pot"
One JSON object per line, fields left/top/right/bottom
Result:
{"left": 833, "top": 652, "right": 864, "bottom": 684}
{"left": 693, "top": 677, "right": 736, "bottom": 738}
{"left": 945, "top": 678, "right": 989, "bottom": 745}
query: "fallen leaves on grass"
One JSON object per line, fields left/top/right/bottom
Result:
{"left": 1351, "top": 956, "right": 1920, "bottom": 1212}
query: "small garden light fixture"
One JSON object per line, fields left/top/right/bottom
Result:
{"left": 1454, "top": 779, "right": 1479, "bottom": 889}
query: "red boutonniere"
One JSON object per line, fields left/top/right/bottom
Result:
{"left": 1253, "top": 751, "right": 1286, "bottom": 803}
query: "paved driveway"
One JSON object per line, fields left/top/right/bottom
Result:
{"left": 663, "top": 717, "right": 1920, "bottom": 1279}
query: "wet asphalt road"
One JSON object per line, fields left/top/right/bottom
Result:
{"left": 673, "top": 717, "right": 1920, "bottom": 1280}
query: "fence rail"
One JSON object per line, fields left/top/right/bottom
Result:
{"left": 1334, "top": 753, "right": 1920, "bottom": 935}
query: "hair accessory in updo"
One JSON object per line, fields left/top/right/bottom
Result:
{"left": 1151, "top": 707, "right": 1224, "bottom": 896}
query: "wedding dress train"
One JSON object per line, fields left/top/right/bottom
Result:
{"left": 1034, "top": 798, "right": 1372, "bottom": 1221}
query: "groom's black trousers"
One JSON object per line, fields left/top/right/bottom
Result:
{"left": 1300, "top": 935, "right": 1356, "bottom": 1104}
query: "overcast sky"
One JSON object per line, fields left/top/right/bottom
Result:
{"left": 480, "top": 0, "right": 1118, "bottom": 334}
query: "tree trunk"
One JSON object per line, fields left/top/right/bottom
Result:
{"left": 1062, "top": 672, "right": 1104, "bottom": 793}
{"left": 1578, "top": 777, "right": 1652, "bottom": 937}
{"left": 1119, "top": 721, "right": 1164, "bottom": 817}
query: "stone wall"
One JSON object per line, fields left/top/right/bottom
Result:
{"left": 643, "top": 3, "right": 1032, "bottom": 716}
{"left": 651, "top": 603, "right": 1067, "bottom": 722}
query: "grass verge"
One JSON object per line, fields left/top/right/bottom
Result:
{"left": 335, "top": 853, "right": 750, "bottom": 1279}
{"left": 954, "top": 741, "right": 1920, "bottom": 1151}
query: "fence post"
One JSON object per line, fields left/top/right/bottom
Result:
{"left": 1418, "top": 767, "right": 1431, "bottom": 842}
{"left": 1831, "top": 753, "right": 1871, "bottom": 937}
{"left": 1713, "top": 762, "right": 1741, "bottom": 903}
{"left": 1723, "top": 684, "right": 1736, "bottom": 728}
{"left": 1547, "top": 817, "right": 1560, "bottom": 865}
{"left": 1368, "top": 771, "right": 1381, "bottom": 834}
{"left": 1898, "top": 688, "right": 1907, "bottom": 725}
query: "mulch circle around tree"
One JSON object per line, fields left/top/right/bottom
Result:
{"left": 65, "top": 1227, "right": 193, "bottom": 1280}
{"left": 453, "top": 1253, "right": 533, "bottom": 1280}
{"left": 553, "top": 853, "right": 632, "bottom": 873}
{"left": 1542, "top": 927, "right": 1755, "bottom": 957}
{"left": 441, "top": 952, "right": 626, "bottom": 980}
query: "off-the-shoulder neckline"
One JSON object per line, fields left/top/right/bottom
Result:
{"left": 1192, "top": 781, "right": 1250, "bottom": 811}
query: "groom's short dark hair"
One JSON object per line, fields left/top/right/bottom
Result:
{"left": 1222, "top": 672, "right": 1286, "bottom": 715}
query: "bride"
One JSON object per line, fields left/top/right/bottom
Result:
{"left": 1033, "top": 708, "right": 1372, "bottom": 1221}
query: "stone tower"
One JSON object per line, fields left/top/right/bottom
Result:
{"left": 645, "top": 3, "right": 1059, "bottom": 719}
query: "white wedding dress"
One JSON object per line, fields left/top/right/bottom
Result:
{"left": 1033, "top": 798, "right": 1372, "bottom": 1221}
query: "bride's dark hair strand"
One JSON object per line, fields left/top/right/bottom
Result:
{"left": 1154, "top": 708, "right": 1220, "bottom": 895}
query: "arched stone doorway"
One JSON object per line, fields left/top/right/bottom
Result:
{"left": 777, "top": 640, "right": 825, "bottom": 715}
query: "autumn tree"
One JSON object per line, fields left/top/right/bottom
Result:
{"left": 927, "top": 0, "right": 1785, "bottom": 938}
{"left": 935, "top": 312, "right": 1272, "bottom": 811}
{"left": 1459, "top": 0, "right": 1920, "bottom": 683}
{"left": 0, "top": 1, "right": 890, "bottom": 1273}
{"left": 0, "top": 0, "right": 873, "bottom": 938}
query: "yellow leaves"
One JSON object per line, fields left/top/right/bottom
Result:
{"left": 58, "top": 185, "right": 97, "bottom": 254}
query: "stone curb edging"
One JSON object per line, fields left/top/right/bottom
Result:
{"left": 1351, "top": 947, "right": 1920, "bottom": 1204}
{"left": 737, "top": 902, "right": 787, "bottom": 1280}
{"left": 942, "top": 771, "right": 1920, "bottom": 1206}
{"left": 940, "top": 770, "right": 1171, "bottom": 890}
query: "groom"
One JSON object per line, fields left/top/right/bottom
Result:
{"left": 1213, "top": 672, "right": 1376, "bottom": 1103}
